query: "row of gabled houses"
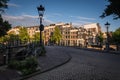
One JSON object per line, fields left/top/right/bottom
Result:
{"left": 8, "top": 22, "right": 104, "bottom": 47}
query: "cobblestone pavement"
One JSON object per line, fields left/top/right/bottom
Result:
{"left": 37, "top": 46, "right": 71, "bottom": 72}
{"left": 26, "top": 46, "right": 120, "bottom": 80}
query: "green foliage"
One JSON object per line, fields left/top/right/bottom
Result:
{"left": 50, "top": 26, "right": 62, "bottom": 44}
{"left": 0, "top": 35, "right": 9, "bottom": 42}
{"left": 0, "top": 15, "right": 11, "bottom": 37}
{"left": 9, "top": 34, "right": 18, "bottom": 41}
{"left": 112, "top": 27, "right": 120, "bottom": 44}
{"left": 33, "top": 32, "right": 40, "bottom": 42}
{"left": 0, "top": 0, "right": 9, "bottom": 13}
{"left": 100, "top": 0, "right": 120, "bottom": 19}
{"left": 19, "top": 27, "right": 29, "bottom": 42}
{"left": 20, "top": 57, "right": 38, "bottom": 75}
{"left": 0, "top": 0, "right": 11, "bottom": 36}
{"left": 0, "top": 0, "right": 11, "bottom": 37}
{"left": 0, "top": 34, "right": 19, "bottom": 44}
{"left": 8, "top": 60, "right": 20, "bottom": 69}
{"left": 97, "top": 32, "right": 103, "bottom": 44}
{"left": 40, "top": 45, "right": 46, "bottom": 56}
{"left": 8, "top": 56, "right": 38, "bottom": 76}
{"left": 33, "top": 32, "right": 44, "bottom": 42}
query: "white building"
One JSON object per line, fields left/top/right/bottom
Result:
{"left": 83, "top": 23, "right": 101, "bottom": 34}
{"left": 83, "top": 23, "right": 102, "bottom": 44}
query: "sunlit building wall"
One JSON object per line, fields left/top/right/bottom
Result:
{"left": 8, "top": 23, "right": 102, "bottom": 46}
{"left": 83, "top": 23, "right": 101, "bottom": 45}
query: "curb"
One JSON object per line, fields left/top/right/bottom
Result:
{"left": 14, "top": 53, "right": 72, "bottom": 80}
{"left": 75, "top": 47, "right": 120, "bottom": 55}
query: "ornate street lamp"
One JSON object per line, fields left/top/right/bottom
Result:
{"left": 37, "top": 5, "right": 45, "bottom": 46}
{"left": 105, "top": 22, "right": 110, "bottom": 51}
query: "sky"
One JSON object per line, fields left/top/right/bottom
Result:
{"left": 2, "top": 0, "right": 120, "bottom": 32}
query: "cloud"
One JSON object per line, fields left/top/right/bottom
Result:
{"left": 3, "top": 15, "right": 38, "bottom": 20}
{"left": 43, "top": 19, "right": 54, "bottom": 25}
{"left": 2, "top": 14, "right": 95, "bottom": 27}
{"left": 77, "top": 16, "right": 96, "bottom": 20}
{"left": 45, "top": 13, "right": 63, "bottom": 19}
{"left": 2, "top": 14, "right": 54, "bottom": 27}
{"left": 52, "top": 13, "right": 62, "bottom": 16}
{"left": 69, "top": 15, "right": 96, "bottom": 20}
{"left": 68, "top": 15, "right": 95, "bottom": 26}
{"left": 76, "top": 20, "right": 92, "bottom": 24}
{"left": 72, "top": 21, "right": 91, "bottom": 27}
{"left": 22, "top": 15, "right": 38, "bottom": 19}
{"left": 72, "top": 22, "right": 83, "bottom": 26}
{"left": 7, "top": 3, "right": 20, "bottom": 7}
{"left": 3, "top": 15, "right": 24, "bottom": 20}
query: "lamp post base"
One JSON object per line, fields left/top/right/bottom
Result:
{"left": 106, "top": 43, "right": 109, "bottom": 52}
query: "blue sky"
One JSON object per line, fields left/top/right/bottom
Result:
{"left": 2, "top": 0, "right": 120, "bottom": 31}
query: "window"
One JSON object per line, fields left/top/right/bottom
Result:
{"left": 66, "top": 36, "right": 67, "bottom": 38}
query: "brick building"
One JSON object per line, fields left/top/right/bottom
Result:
{"left": 8, "top": 23, "right": 101, "bottom": 47}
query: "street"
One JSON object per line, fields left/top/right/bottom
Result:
{"left": 26, "top": 46, "right": 120, "bottom": 80}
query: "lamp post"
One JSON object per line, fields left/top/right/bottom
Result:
{"left": 37, "top": 5, "right": 45, "bottom": 46}
{"left": 7, "top": 41, "right": 11, "bottom": 63}
{"left": 105, "top": 22, "right": 110, "bottom": 52}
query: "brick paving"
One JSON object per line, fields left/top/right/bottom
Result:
{"left": 26, "top": 46, "right": 120, "bottom": 80}
{"left": 37, "top": 46, "right": 71, "bottom": 72}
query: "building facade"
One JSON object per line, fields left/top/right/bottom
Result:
{"left": 83, "top": 23, "right": 101, "bottom": 45}
{"left": 43, "top": 23, "right": 101, "bottom": 46}
{"left": 8, "top": 23, "right": 102, "bottom": 47}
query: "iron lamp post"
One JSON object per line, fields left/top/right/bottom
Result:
{"left": 105, "top": 22, "right": 110, "bottom": 52}
{"left": 37, "top": 5, "right": 45, "bottom": 46}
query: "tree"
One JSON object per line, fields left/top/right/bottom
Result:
{"left": 100, "top": 0, "right": 120, "bottom": 19}
{"left": 112, "top": 27, "right": 120, "bottom": 50}
{"left": 0, "top": 35, "right": 9, "bottom": 42}
{"left": 33, "top": 32, "right": 44, "bottom": 42}
{"left": 97, "top": 32, "right": 104, "bottom": 46}
{"left": 112, "top": 28, "right": 120, "bottom": 44}
{"left": 0, "top": 0, "right": 9, "bottom": 13}
{"left": 0, "top": 0, "right": 11, "bottom": 37}
{"left": 50, "top": 26, "right": 62, "bottom": 45}
{"left": 0, "top": 15, "right": 11, "bottom": 37}
{"left": 33, "top": 32, "right": 40, "bottom": 42}
{"left": 19, "top": 27, "right": 29, "bottom": 42}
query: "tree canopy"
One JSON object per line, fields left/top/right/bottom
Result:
{"left": 112, "top": 27, "right": 120, "bottom": 44}
{"left": 0, "top": 0, "right": 11, "bottom": 37}
{"left": 19, "top": 27, "right": 29, "bottom": 42}
{"left": 0, "top": 15, "right": 11, "bottom": 37}
{"left": 50, "top": 26, "right": 62, "bottom": 44}
{"left": 0, "top": 0, "right": 9, "bottom": 13}
{"left": 97, "top": 32, "right": 104, "bottom": 45}
{"left": 33, "top": 32, "right": 40, "bottom": 42}
{"left": 100, "top": 0, "right": 120, "bottom": 19}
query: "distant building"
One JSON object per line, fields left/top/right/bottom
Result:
{"left": 44, "top": 25, "right": 55, "bottom": 45}
{"left": 27, "top": 26, "right": 39, "bottom": 38}
{"left": 83, "top": 23, "right": 102, "bottom": 45}
{"left": 43, "top": 22, "right": 101, "bottom": 46}
{"left": 8, "top": 22, "right": 102, "bottom": 47}
{"left": 7, "top": 26, "right": 21, "bottom": 35}
{"left": 83, "top": 23, "right": 101, "bottom": 34}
